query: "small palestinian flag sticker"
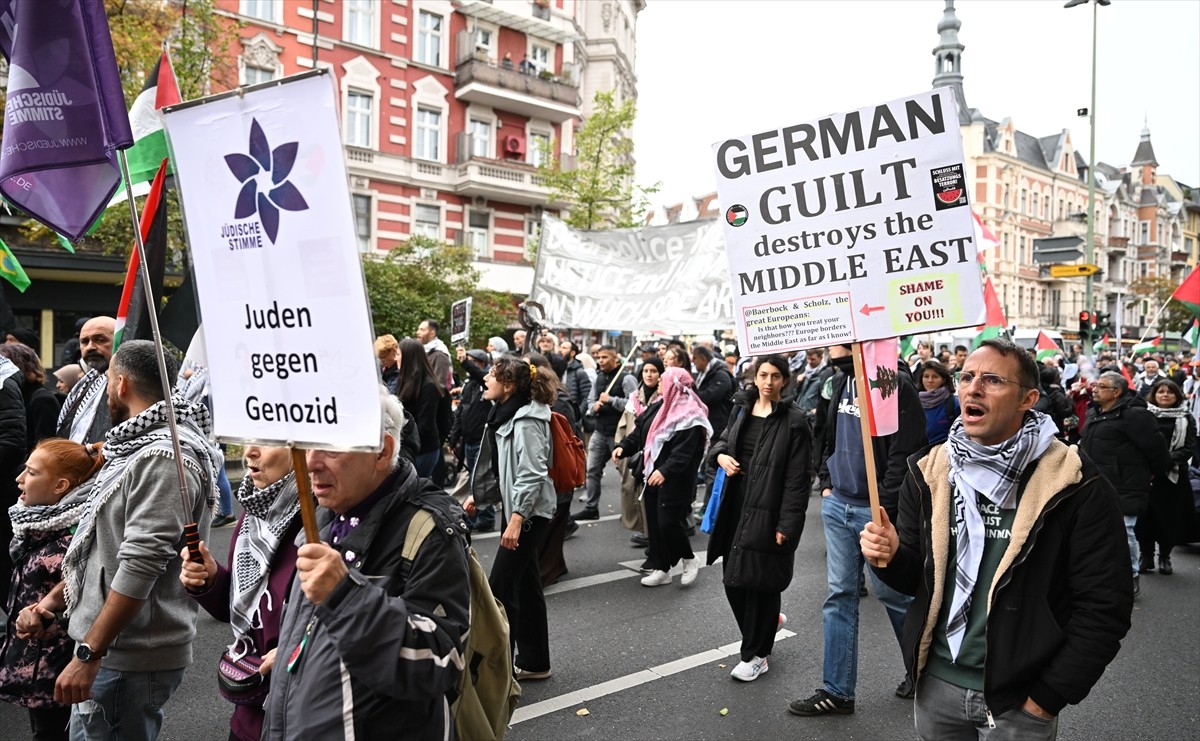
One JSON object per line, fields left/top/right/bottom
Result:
{"left": 726, "top": 204, "right": 748, "bottom": 227}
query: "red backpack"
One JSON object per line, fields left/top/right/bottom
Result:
{"left": 548, "top": 411, "right": 586, "bottom": 493}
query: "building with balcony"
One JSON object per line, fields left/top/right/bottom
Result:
{"left": 933, "top": 0, "right": 1186, "bottom": 341}
{"left": 218, "top": 0, "right": 643, "bottom": 297}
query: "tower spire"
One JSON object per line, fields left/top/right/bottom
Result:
{"left": 932, "top": 0, "right": 970, "bottom": 121}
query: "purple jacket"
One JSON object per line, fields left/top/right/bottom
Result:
{"left": 192, "top": 514, "right": 300, "bottom": 741}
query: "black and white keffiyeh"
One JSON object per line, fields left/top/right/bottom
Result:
{"left": 62, "top": 395, "right": 219, "bottom": 615}
{"left": 227, "top": 470, "right": 299, "bottom": 657}
{"left": 56, "top": 367, "right": 107, "bottom": 443}
{"left": 1148, "top": 403, "right": 1190, "bottom": 482}
{"left": 8, "top": 477, "right": 94, "bottom": 561}
{"left": 943, "top": 410, "right": 1057, "bottom": 660}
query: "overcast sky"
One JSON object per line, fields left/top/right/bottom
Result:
{"left": 632, "top": 0, "right": 1200, "bottom": 212}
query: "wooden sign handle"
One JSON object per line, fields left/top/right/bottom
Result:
{"left": 290, "top": 446, "right": 321, "bottom": 545}
{"left": 851, "top": 342, "right": 886, "bottom": 568}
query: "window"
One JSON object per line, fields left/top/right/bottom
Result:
{"left": 346, "top": 91, "right": 372, "bottom": 147}
{"left": 416, "top": 11, "right": 443, "bottom": 67}
{"left": 415, "top": 107, "right": 441, "bottom": 160}
{"left": 528, "top": 132, "right": 551, "bottom": 167}
{"left": 1139, "top": 221, "right": 1149, "bottom": 244}
{"left": 353, "top": 195, "right": 372, "bottom": 252}
{"left": 345, "top": 0, "right": 374, "bottom": 47}
{"left": 413, "top": 204, "right": 440, "bottom": 239}
{"left": 1018, "top": 235, "right": 1026, "bottom": 263}
{"left": 525, "top": 216, "right": 542, "bottom": 252}
{"left": 1019, "top": 189, "right": 1027, "bottom": 214}
{"left": 530, "top": 44, "right": 551, "bottom": 75}
{"left": 244, "top": 65, "right": 275, "bottom": 85}
{"left": 474, "top": 28, "right": 493, "bottom": 59}
{"left": 466, "top": 210, "right": 489, "bottom": 257}
{"left": 1043, "top": 195, "right": 1050, "bottom": 219}
{"left": 242, "top": 0, "right": 278, "bottom": 22}
{"left": 469, "top": 119, "right": 491, "bottom": 158}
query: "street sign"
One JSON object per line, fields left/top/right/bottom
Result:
{"left": 1049, "top": 263, "right": 1100, "bottom": 278}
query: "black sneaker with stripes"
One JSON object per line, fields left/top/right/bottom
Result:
{"left": 788, "top": 689, "right": 855, "bottom": 716}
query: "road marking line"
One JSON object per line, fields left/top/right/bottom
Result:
{"left": 473, "top": 513, "right": 621, "bottom": 540}
{"left": 510, "top": 628, "right": 797, "bottom": 725}
{"left": 543, "top": 569, "right": 637, "bottom": 596}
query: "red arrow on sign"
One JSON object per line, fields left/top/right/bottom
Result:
{"left": 860, "top": 304, "right": 885, "bottom": 316}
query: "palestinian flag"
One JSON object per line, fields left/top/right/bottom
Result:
{"left": 1035, "top": 331, "right": 1058, "bottom": 362}
{"left": 116, "top": 50, "right": 180, "bottom": 200}
{"left": 973, "top": 210, "right": 1000, "bottom": 252}
{"left": 0, "top": 239, "right": 31, "bottom": 293}
{"left": 1170, "top": 266, "right": 1200, "bottom": 317}
{"left": 1092, "top": 332, "right": 1110, "bottom": 353}
{"left": 1184, "top": 318, "right": 1199, "bottom": 349}
{"left": 899, "top": 335, "right": 916, "bottom": 360}
{"left": 725, "top": 204, "right": 747, "bottom": 227}
{"left": 971, "top": 276, "right": 1007, "bottom": 349}
{"left": 1131, "top": 336, "right": 1161, "bottom": 356}
{"left": 113, "top": 159, "right": 169, "bottom": 351}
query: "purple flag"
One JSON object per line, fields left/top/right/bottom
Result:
{"left": 0, "top": 0, "right": 134, "bottom": 240}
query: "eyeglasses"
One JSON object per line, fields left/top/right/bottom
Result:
{"left": 954, "top": 371, "right": 1026, "bottom": 392}
{"left": 1093, "top": 384, "right": 1118, "bottom": 391}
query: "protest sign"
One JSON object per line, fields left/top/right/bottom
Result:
{"left": 712, "top": 87, "right": 984, "bottom": 355}
{"left": 450, "top": 297, "right": 472, "bottom": 345}
{"left": 164, "top": 71, "right": 381, "bottom": 450}
{"left": 530, "top": 215, "right": 733, "bottom": 333}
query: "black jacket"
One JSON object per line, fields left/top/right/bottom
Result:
{"left": 449, "top": 356, "right": 489, "bottom": 450}
{"left": 402, "top": 378, "right": 444, "bottom": 455}
{"left": 561, "top": 358, "right": 593, "bottom": 422}
{"left": 1032, "top": 383, "right": 1073, "bottom": 436}
{"left": 615, "top": 401, "right": 707, "bottom": 507}
{"left": 705, "top": 397, "right": 810, "bottom": 592}
{"left": 20, "top": 380, "right": 60, "bottom": 454}
{"left": 0, "top": 373, "right": 26, "bottom": 455}
{"left": 1079, "top": 393, "right": 1170, "bottom": 515}
{"left": 695, "top": 363, "right": 735, "bottom": 440}
{"left": 262, "top": 464, "right": 470, "bottom": 741}
{"left": 817, "top": 362, "right": 927, "bottom": 519}
{"left": 874, "top": 442, "right": 1132, "bottom": 718}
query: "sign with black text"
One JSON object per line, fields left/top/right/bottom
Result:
{"left": 450, "top": 297, "right": 471, "bottom": 345}
{"left": 164, "top": 72, "right": 381, "bottom": 450}
{"left": 712, "top": 87, "right": 984, "bottom": 354}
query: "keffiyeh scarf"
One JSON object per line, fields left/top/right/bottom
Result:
{"left": 1148, "top": 403, "right": 1190, "bottom": 482}
{"left": 8, "top": 477, "right": 94, "bottom": 561}
{"left": 943, "top": 410, "right": 1057, "bottom": 660}
{"left": 56, "top": 367, "right": 107, "bottom": 443}
{"left": 62, "top": 395, "right": 219, "bottom": 615}
{"left": 228, "top": 471, "right": 299, "bottom": 657}
{"left": 643, "top": 368, "right": 712, "bottom": 476}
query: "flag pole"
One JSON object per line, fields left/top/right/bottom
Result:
{"left": 116, "top": 148, "right": 204, "bottom": 563}
{"left": 288, "top": 444, "right": 321, "bottom": 545}
{"left": 1128, "top": 297, "right": 1171, "bottom": 363}
{"left": 851, "top": 342, "right": 885, "bottom": 568}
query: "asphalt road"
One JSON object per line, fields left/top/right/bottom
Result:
{"left": 3, "top": 472, "right": 1198, "bottom": 740}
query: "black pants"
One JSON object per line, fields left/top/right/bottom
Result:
{"left": 644, "top": 487, "right": 694, "bottom": 572}
{"left": 30, "top": 705, "right": 71, "bottom": 741}
{"left": 724, "top": 582, "right": 781, "bottom": 663}
{"left": 489, "top": 515, "right": 551, "bottom": 672}
{"left": 538, "top": 494, "right": 572, "bottom": 587}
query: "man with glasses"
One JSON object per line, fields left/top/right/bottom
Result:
{"left": 1079, "top": 371, "right": 1170, "bottom": 597}
{"left": 860, "top": 339, "right": 1133, "bottom": 739}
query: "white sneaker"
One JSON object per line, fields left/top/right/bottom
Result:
{"left": 641, "top": 570, "right": 671, "bottom": 587}
{"left": 778, "top": 612, "right": 788, "bottom": 630}
{"left": 730, "top": 656, "right": 769, "bottom": 682}
{"left": 680, "top": 558, "right": 699, "bottom": 587}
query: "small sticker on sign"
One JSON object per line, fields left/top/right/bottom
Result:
{"left": 930, "top": 163, "right": 968, "bottom": 210}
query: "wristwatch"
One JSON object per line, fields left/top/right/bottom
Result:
{"left": 75, "top": 642, "right": 105, "bottom": 662}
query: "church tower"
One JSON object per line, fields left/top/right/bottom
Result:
{"left": 932, "top": 0, "right": 970, "bottom": 122}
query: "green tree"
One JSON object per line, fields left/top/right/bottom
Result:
{"left": 536, "top": 90, "right": 657, "bottom": 231}
{"left": 362, "top": 236, "right": 515, "bottom": 351}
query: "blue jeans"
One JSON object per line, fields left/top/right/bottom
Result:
{"left": 69, "top": 666, "right": 185, "bottom": 741}
{"left": 821, "top": 495, "right": 913, "bottom": 701}
{"left": 1124, "top": 515, "right": 1139, "bottom": 576}
{"left": 414, "top": 449, "right": 440, "bottom": 478}
{"left": 583, "top": 431, "right": 615, "bottom": 511}
{"left": 465, "top": 442, "right": 495, "bottom": 529}
{"left": 216, "top": 464, "right": 233, "bottom": 517}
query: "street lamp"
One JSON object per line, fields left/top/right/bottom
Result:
{"left": 1065, "top": 0, "right": 1109, "bottom": 356}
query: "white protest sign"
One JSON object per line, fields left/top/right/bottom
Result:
{"left": 530, "top": 215, "right": 733, "bottom": 334}
{"left": 164, "top": 71, "right": 381, "bottom": 450}
{"left": 450, "top": 297, "right": 472, "bottom": 345}
{"left": 712, "top": 87, "right": 983, "bottom": 354}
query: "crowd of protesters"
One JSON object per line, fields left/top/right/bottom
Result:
{"left": 0, "top": 313, "right": 1197, "bottom": 740}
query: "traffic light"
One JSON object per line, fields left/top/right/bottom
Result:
{"left": 1079, "top": 310, "right": 1092, "bottom": 334}
{"left": 1096, "top": 312, "right": 1110, "bottom": 331}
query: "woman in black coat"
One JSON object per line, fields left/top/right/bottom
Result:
{"left": 396, "top": 337, "right": 446, "bottom": 478}
{"left": 706, "top": 355, "right": 810, "bottom": 682}
{"left": 0, "top": 343, "right": 58, "bottom": 452}
{"left": 613, "top": 367, "right": 711, "bottom": 588}
{"left": 1137, "top": 379, "right": 1197, "bottom": 575}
